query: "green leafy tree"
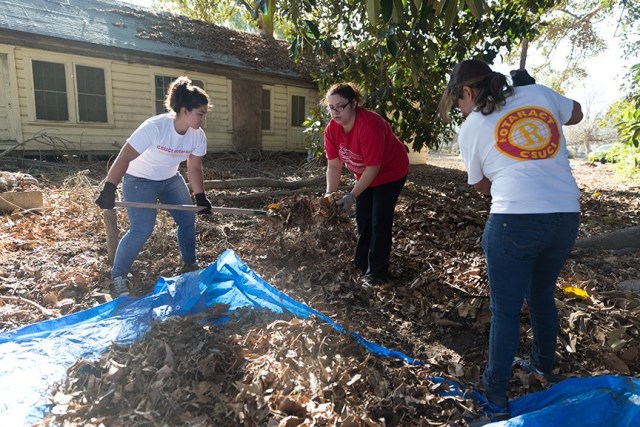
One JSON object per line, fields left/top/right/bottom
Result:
{"left": 154, "top": 0, "right": 280, "bottom": 36}
{"left": 613, "top": 1, "right": 640, "bottom": 156}
{"left": 154, "top": 0, "right": 555, "bottom": 152}
{"left": 615, "top": 64, "right": 640, "bottom": 149}
{"left": 287, "top": 0, "right": 555, "bottom": 152}
{"left": 603, "top": 64, "right": 640, "bottom": 177}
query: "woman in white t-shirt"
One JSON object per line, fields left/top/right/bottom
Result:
{"left": 439, "top": 59, "right": 583, "bottom": 415}
{"left": 95, "top": 76, "right": 212, "bottom": 298}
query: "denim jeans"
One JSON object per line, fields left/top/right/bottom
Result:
{"left": 481, "top": 212, "right": 579, "bottom": 398}
{"left": 353, "top": 175, "right": 407, "bottom": 279}
{"left": 112, "top": 173, "right": 196, "bottom": 279}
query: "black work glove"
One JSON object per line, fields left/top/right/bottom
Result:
{"left": 510, "top": 69, "right": 536, "bottom": 87}
{"left": 95, "top": 182, "right": 117, "bottom": 209}
{"left": 194, "top": 192, "right": 212, "bottom": 215}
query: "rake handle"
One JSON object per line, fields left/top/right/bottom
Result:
{"left": 113, "top": 201, "right": 267, "bottom": 216}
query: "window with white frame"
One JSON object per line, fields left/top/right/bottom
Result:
{"left": 291, "top": 94, "right": 306, "bottom": 127}
{"left": 76, "top": 65, "right": 107, "bottom": 123}
{"left": 32, "top": 60, "right": 69, "bottom": 121}
{"left": 154, "top": 75, "right": 205, "bottom": 115}
{"left": 31, "top": 59, "right": 109, "bottom": 123}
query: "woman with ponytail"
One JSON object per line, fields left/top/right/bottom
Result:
{"left": 96, "top": 76, "right": 212, "bottom": 298}
{"left": 439, "top": 59, "right": 583, "bottom": 414}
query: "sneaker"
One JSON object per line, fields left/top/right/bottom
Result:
{"left": 514, "top": 357, "right": 554, "bottom": 381}
{"left": 110, "top": 276, "right": 130, "bottom": 298}
{"left": 362, "top": 274, "right": 385, "bottom": 288}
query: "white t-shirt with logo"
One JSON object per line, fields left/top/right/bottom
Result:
{"left": 459, "top": 84, "right": 580, "bottom": 214}
{"left": 126, "top": 113, "right": 207, "bottom": 181}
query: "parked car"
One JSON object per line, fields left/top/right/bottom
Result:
{"left": 588, "top": 144, "right": 615, "bottom": 163}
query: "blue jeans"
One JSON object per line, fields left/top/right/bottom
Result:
{"left": 112, "top": 173, "right": 196, "bottom": 279}
{"left": 481, "top": 212, "right": 579, "bottom": 397}
{"left": 353, "top": 175, "right": 407, "bottom": 279}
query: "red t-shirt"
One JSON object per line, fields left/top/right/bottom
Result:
{"left": 324, "top": 108, "right": 409, "bottom": 187}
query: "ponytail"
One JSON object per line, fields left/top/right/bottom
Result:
{"left": 164, "top": 76, "right": 210, "bottom": 113}
{"left": 472, "top": 71, "right": 512, "bottom": 116}
{"left": 439, "top": 59, "right": 513, "bottom": 121}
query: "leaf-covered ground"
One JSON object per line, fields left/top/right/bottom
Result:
{"left": 1, "top": 152, "right": 639, "bottom": 426}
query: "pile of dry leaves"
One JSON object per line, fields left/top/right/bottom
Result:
{"left": 1, "top": 152, "right": 639, "bottom": 426}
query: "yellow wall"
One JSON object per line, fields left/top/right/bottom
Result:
{"left": 1, "top": 43, "right": 316, "bottom": 154}
{"left": 261, "top": 84, "right": 320, "bottom": 152}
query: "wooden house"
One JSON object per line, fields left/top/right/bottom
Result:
{"left": 0, "top": 0, "right": 319, "bottom": 155}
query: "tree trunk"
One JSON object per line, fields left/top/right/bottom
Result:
{"left": 574, "top": 226, "right": 640, "bottom": 250}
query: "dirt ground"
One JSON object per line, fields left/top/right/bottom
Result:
{"left": 1, "top": 152, "right": 639, "bottom": 426}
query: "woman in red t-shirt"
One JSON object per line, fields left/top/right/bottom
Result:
{"left": 323, "top": 82, "right": 410, "bottom": 288}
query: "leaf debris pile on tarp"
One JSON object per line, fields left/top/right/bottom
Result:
{"left": 38, "top": 307, "right": 479, "bottom": 426}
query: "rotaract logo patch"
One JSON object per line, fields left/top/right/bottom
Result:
{"left": 494, "top": 107, "right": 561, "bottom": 160}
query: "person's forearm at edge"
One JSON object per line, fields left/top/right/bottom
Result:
{"left": 351, "top": 165, "right": 381, "bottom": 197}
{"left": 187, "top": 155, "right": 206, "bottom": 195}
{"left": 565, "top": 101, "right": 583, "bottom": 126}
{"left": 105, "top": 143, "right": 139, "bottom": 186}
{"left": 473, "top": 176, "right": 491, "bottom": 195}
{"left": 325, "top": 158, "right": 342, "bottom": 194}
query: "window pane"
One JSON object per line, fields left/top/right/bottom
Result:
{"left": 76, "top": 65, "right": 107, "bottom": 122}
{"left": 32, "top": 60, "right": 68, "bottom": 120}
{"left": 155, "top": 75, "right": 176, "bottom": 114}
{"left": 262, "top": 89, "right": 271, "bottom": 131}
{"left": 291, "top": 95, "right": 305, "bottom": 127}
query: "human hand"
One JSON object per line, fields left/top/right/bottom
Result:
{"left": 335, "top": 193, "right": 356, "bottom": 211}
{"left": 194, "top": 192, "right": 212, "bottom": 215}
{"left": 95, "top": 182, "right": 117, "bottom": 209}
{"left": 510, "top": 69, "right": 536, "bottom": 87}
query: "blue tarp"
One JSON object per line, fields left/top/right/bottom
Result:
{"left": 0, "top": 249, "right": 638, "bottom": 426}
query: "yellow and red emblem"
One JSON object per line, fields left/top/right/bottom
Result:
{"left": 495, "top": 107, "right": 561, "bottom": 160}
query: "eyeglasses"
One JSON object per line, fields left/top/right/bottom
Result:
{"left": 327, "top": 100, "right": 352, "bottom": 113}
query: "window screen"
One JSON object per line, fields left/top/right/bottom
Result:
{"left": 76, "top": 65, "right": 107, "bottom": 122}
{"left": 32, "top": 60, "right": 68, "bottom": 121}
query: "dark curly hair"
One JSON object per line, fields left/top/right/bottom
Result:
{"left": 164, "top": 76, "right": 210, "bottom": 113}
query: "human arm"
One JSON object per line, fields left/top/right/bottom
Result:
{"left": 325, "top": 157, "right": 342, "bottom": 195}
{"left": 565, "top": 101, "right": 583, "bottom": 126}
{"left": 187, "top": 154, "right": 211, "bottom": 214}
{"left": 472, "top": 176, "right": 491, "bottom": 195}
{"left": 187, "top": 154, "right": 206, "bottom": 194}
{"left": 351, "top": 165, "right": 380, "bottom": 197}
{"left": 105, "top": 143, "right": 140, "bottom": 186}
{"left": 334, "top": 165, "right": 381, "bottom": 211}
{"left": 95, "top": 143, "right": 140, "bottom": 209}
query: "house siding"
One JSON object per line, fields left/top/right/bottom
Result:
{"left": 6, "top": 44, "right": 252, "bottom": 153}
{"left": 0, "top": 0, "right": 319, "bottom": 155}
{"left": 262, "top": 84, "right": 319, "bottom": 152}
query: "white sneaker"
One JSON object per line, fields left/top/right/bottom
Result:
{"left": 110, "top": 276, "right": 130, "bottom": 298}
